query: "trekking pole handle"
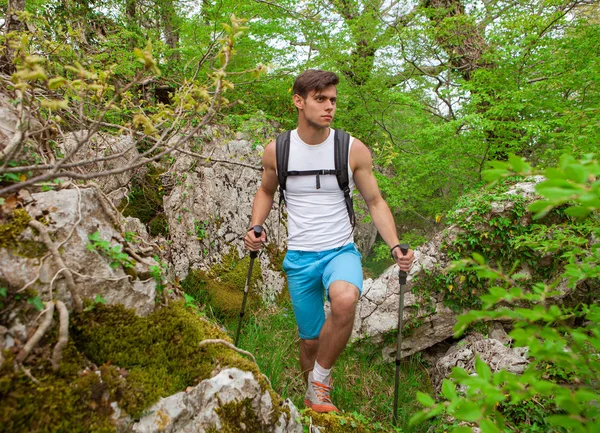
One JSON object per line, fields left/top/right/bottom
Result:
{"left": 398, "top": 243, "right": 410, "bottom": 285}
{"left": 250, "top": 225, "right": 263, "bottom": 259}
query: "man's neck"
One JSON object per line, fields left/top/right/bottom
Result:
{"left": 296, "top": 124, "right": 331, "bottom": 145}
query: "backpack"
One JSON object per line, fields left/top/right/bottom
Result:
{"left": 275, "top": 129, "right": 355, "bottom": 228}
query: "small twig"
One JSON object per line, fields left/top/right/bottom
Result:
{"left": 56, "top": 183, "right": 82, "bottom": 251}
{"left": 29, "top": 220, "right": 82, "bottom": 311}
{"left": 88, "top": 183, "right": 122, "bottom": 229}
{"left": 16, "top": 301, "right": 55, "bottom": 363}
{"left": 199, "top": 339, "right": 257, "bottom": 364}
{"left": 69, "top": 268, "right": 131, "bottom": 283}
{"left": 51, "top": 301, "right": 69, "bottom": 371}
{"left": 20, "top": 365, "right": 40, "bottom": 385}
{"left": 124, "top": 247, "right": 156, "bottom": 267}
{"left": 16, "top": 253, "right": 51, "bottom": 293}
{"left": 48, "top": 267, "right": 68, "bottom": 298}
{"left": 174, "top": 148, "right": 262, "bottom": 171}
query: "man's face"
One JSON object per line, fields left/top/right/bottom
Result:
{"left": 294, "top": 85, "right": 337, "bottom": 129}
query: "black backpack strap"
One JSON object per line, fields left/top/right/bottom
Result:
{"left": 334, "top": 130, "right": 355, "bottom": 227}
{"left": 275, "top": 130, "right": 291, "bottom": 206}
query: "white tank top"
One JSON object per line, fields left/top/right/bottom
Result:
{"left": 283, "top": 129, "right": 355, "bottom": 251}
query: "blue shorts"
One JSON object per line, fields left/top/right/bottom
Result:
{"left": 282, "top": 243, "right": 363, "bottom": 340}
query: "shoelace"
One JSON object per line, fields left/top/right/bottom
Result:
{"left": 313, "top": 381, "right": 333, "bottom": 403}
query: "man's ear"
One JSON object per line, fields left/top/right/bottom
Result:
{"left": 293, "top": 94, "right": 304, "bottom": 110}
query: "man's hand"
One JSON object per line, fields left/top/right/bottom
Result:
{"left": 244, "top": 227, "right": 267, "bottom": 252}
{"left": 392, "top": 247, "right": 414, "bottom": 272}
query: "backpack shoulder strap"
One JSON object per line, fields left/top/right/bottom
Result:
{"left": 275, "top": 130, "right": 291, "bottom": 204}
{"left": 334, "top": 130, "right": 355, "bottom": 227}
{"left": 334, "top": 130, "right": 350, "bottom": 191}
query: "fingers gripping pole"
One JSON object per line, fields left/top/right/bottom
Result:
{"left": 392, "top": 244, "right": 410, "bottom": 426}
{"left": 234, "top": 225, "right": 263, "bottom": 347}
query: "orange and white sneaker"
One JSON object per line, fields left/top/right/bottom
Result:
{"left": 304, "top": 371, "right": 339, "bottom": 413}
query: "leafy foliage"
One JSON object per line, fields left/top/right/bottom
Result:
{"left": 411, "top": 154, "right": 600, "bottom": 432}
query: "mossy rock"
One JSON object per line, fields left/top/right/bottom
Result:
{"left": 181, "top": 249, "right": 263, "bottom": 320}
{"left": 1, "top": 301, "right": 279, "bottom": 432}
{"left": 0, "top": 208, "right": 47, "bottom": 258}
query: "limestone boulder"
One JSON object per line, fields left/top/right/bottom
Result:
{"left": 351, "top": 247, "right": 457, "bottom": 360}
{"left": 130, "top": 368, "right": 303, "bottom": 433}
{"left": 350, "top": 178, "right": 550, "bottom": 359}
{"left": 59, "top": 131, "right": 145, "bottom": 205}
{"left": 162, "top": 129, "right": 286, "bottom": 303}
{"left": 431, "top": 333, "right": 529, "bottom": 391}
{"left": 0, "top": 187, "right": 157, "bottom": 316}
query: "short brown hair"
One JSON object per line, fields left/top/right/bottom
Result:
{"left": 293, "top": 69, "right": 339, "bottom": 99}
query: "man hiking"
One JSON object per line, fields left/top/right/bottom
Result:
{"left": 244, "top": 69, "right": 414, "bottom": 413}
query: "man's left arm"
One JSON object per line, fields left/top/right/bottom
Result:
{"left": 351, "top": 139, "right": 414, "bottom": 271}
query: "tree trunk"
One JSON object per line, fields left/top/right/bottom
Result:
{"left": 422, "top": 0, "right": 491, "bottom": 81}
{"left": 1, "top": 0, "right": 27, "bottom": 74}
{"left": 160, "top": 0, "right": 180, "bottom": 62}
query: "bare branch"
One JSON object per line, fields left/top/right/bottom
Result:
{"left": 16, "top": 301, "right": 55, "bottom": 363}
{"left": 51, "top": 300, "right": 69, "bottom": 371}
{"left": 199, "top": 338, "right": 257, "bottom": 364}
{"left": 174, "top": 148, "right": 262, "bottom": 171}
{"left": 28, "top": 220, "right": 83, "bottom": 312}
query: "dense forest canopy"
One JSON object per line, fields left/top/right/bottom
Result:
{"left": 1, "top": 0, "right": 598, "bottom": 227}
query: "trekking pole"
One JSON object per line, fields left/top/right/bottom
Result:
{"left": 234, "top": 225, "right": 263, "bottom": 347}
{"left": 392, "top": 243, "right": 410, "bottom": 427}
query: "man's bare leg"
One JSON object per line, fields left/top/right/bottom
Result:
{"left": 300, "top": 338, "right": 319, "bottom": 382}
{"left": 316, "top": 281, "right": 359, "bottom": 369}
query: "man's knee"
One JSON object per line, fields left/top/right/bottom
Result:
{"left": 301, "top": 338, "right": 320, "bottom": 354}
{"left": 329, "top": 281, "right": 359, "bottom": 316}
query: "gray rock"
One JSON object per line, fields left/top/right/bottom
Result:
{"left": 432, "top": 335, "right": 529, "bottom": 391}
{"left": 131, "top": 368, "right": 302, "bottom": 433}
{"left": 0, "top": 187, "right": 156, "bottom": 316}
{"left": 350, "top": 179, "right": 547, "bottom": 360}
{"left": 59, "top": 131, "right": 145, "bottom": 205}
{"left": 163, "top": 132, "right": 287, "bottom": 301}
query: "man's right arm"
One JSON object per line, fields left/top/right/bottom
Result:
{"left": 245, "top": 140, "right": 278, "bottom": 250}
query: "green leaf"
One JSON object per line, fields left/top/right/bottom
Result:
{"left": 94, "top": 294, "right": 106, "bottom": 304}
{"left": 416, "top": 392, "right": 435, "bottom": 407}
{"left": 480, "top": 419, "right": 501, "bottom": 433}
{"left": 442, "top": 379, "right": 458, "bottom": 400}
{"left": 564, "top": 206, "right": 591, "bottom": 218}
{"left": 27, "top": 296, "right": 44, "bottom": 312}
{"left": 453, "top": 401, "right": 482, "bottom": 422}
{"left": 475, "top": 357, "right": 492, "bottom": 381}
{"left": 508, "top": 154, "right": 530, "bottom": 174}
{"left": 536, "top": 186, "right": 578, "bottom": 201}
{"left": 0, "top": 287, "right": 7, "bottom": 297}
{"left": 451, "top": 427, "right": 473, "bottom": 433}
{"left": 472, "top": 252, "right": 485, "bottom": 265}
{"left": 547, "top": 415, "right": 584, "bottom": 429}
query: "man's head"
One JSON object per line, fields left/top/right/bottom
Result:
{"left": 293, "top": 70, "right": 339, "bottom": 130}
{"left": 293, "top": 69, "right": 339, "bottom": 99}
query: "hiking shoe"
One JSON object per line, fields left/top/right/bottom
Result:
{"left": 304, "top": 371, "right": 339, "bottom": 413}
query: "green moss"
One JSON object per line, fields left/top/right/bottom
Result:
{"left": 213, "top": 398, "right": 263, "bottom": 432}
{"left": 0, "top": 350, "right": 115, "bottom": 433}
{"left": 71, "top": 301, "right": 272, "bottom": 418}
{"left": 0, "top": 208, "right": 47, "bottom": 258}
{"left": 181, "top": 249, "right": 262, "bottom": 320}
{"left": 148, "top": 214, "right": 169, "bottom": 236}
{"left": 119, "top": 164, "right": 168, "bottom": 230}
